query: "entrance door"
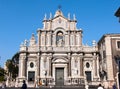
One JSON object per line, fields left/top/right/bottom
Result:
{"left": 55, "top": 68, "right": 64, "bottom": 86}
{"left": 28, "top": 71, "right": 35, "bottom": 83}
{"left": 85, "top": 71, "right": 92, "bottom": 82}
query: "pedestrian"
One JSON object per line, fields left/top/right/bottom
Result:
{"left": 34, "top": 80, "right": 38, "bottom": 88}
{"left": 112, "top": 83, "right": 117, "bottom": 89}
{"left": 1, "top": 82, "right": 6, "bottom": 89}
{"left": 97, "top": 84, "right": 103, "bottom": 89}
{"left": 21, "top": 80, "right": 27, "bottom": 89}
{"left": 39, "top": 79, "right": 42, "bottom": 86}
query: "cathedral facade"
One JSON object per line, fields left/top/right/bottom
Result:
{"left": 18, "top": 10, "right": 100, "bottom": 87}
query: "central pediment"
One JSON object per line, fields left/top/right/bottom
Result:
{"left": 42, "top": 10, "right": 77, "bottom": 31}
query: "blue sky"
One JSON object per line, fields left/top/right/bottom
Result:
{"left": 0, "top": 0, "right": 120, "bottom": 67}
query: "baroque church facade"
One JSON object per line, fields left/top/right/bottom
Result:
{"left": 18, "top": 10, "right": 102, "bottom": 87}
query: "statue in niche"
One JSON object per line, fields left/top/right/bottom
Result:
{"left": 58, "top": 39, "right": 63, "bottom": 46}
{"left": 56, "top": 31, "right": 64, "bottom": 46}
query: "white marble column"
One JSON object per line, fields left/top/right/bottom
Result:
{"left": 19, "top": 55, "right": 26, "bottom": 78}
{"left": 48, "top": 32, "right": 52, "bottom": 46}
{"left": 49, "top": 56, "right": 52, "bottom": 76}
{"left": 37, "top": 53, "right": 40, "bottom": 77}
{"left": 52, "top": 34, "right": 56, "bottom": 46}
{"left": 80, "top": 57, "right": 84, "bottom": 76}
{"left": 96, "top": 55, "right": 99, "bottom": 77}
{"left": 69, "top": 58, "right": 71, "bottom": 76}
{"left": 41, "top": 34, "right": 45, "bottom": 46}
{"left": 18, "top": 58, "right": 22, "bottom": 77}
{"left": 37, "top": 29, "right": 41, "bottom": 46}
{"left": 65, "top": 34, "right": 68, "bottom": 46}
{"left": 72, "top": 32, "right": 75, "bottom": 46}
{"left": 79, "top": 32, "right": 82, "bottom": 46}
{"left": 93, "top": 56, "right": 97, "bottom": 76}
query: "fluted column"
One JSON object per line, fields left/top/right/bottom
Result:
{"left": 68, "top": 31, "right": 70, "bottom": 47}
{"left": 96, "top": 55, "right": 99, "bottom": 77}
{"left": 45, "top": 31, "right": 47, "bottom": 46}
{"left": 19, "top": 54, "right": 26, "bottom": 78}
{"left": 71, "top": 31, "right": 75, "bottom": 46}
{"left": 49, "top": 55, "right": 52, "bottom": 76}
{"left": 48, "top": 31, "right": 52, "bottom": 46}
{"left": 80, "top": 57, "right": 84, "bottom": 76}
{"left": 37, "top": 53, "right": 40, "bottom": 77}
{"left": 93, "top": 53, "right": 97, "bottom": 77}
{"left": 79, "top": 31, "right": 82, "bottom": 46}
{"left": 18, "top": 58, "right": 22, "bottom": 77}
{"left": 77, "top": 31, "right": 81, "bottom": 46}
{"left": 41, "top": 33, "right": 45, "bottom": 46}
{"left": 73, "top": 31, "right": 76, "bottom": 46}
{"left": 68, "top": 53, "right": 71, "bottom": 76}
{"left": 53, "top": 34, "right": 56, "bottom": 46}
{"left": 37, "top": 29, "right": 41, "bottom": 46}
{"left": 94, "top": 58, "right": 97, "bottom": 76}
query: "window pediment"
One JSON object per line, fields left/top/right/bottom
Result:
{"left": 52, "top": 57, "right": 68, "bottom": 63}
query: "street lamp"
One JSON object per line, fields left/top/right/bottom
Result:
{"left": 115, "top": 7, "right": 120, "bottom": 22}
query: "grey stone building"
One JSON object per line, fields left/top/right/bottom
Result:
{"left": 98, "top": 34, "right": 120, "bottom": 89}
{"left": 17, "top": 10, "right": 100, "bottom": 87}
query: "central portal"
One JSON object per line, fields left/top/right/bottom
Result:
{"left": 55, "top": 68, "right": 64, "bottom": 86}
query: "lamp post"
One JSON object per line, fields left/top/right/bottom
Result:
{"left": 115, "top": 7, "right": 120, "bottom": 23}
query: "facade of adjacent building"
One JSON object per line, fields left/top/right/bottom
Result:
{"left": 16, "top": 10, "right": 120, "bottom": 88}
{"left": 98, "top": 34, "right": 120, "bottom": 88}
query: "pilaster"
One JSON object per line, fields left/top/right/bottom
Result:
{"left": 48, "top": 31, "right": 52, "bottom": 46}
{"left": 105, "top": 37, "right": 114, "bottom": 80}
{"left": 80, "top": 57, "right": 84, "bottom": 76}
{"left": 18, "top": 53, "right": 27, "bottom": 85}
{"left": 68, "top": 53, "right": 71, "bottom": 76}
{"left": 49, "top": 56, "right": 52, "bottom": 76}
{"left": 53, "top": 34, "right": 56, "bottom": 46}
{"left": 37, "top": 52, "right": 40, "bottom": 78}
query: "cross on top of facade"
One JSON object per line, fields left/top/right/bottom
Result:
{"left": 58, "top": 5, "right": 62, "bottom": 10}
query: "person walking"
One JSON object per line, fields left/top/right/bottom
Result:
{"left": 97, "top": 84, "right": 103, "bottom": 89}
{"left": 21, "top": 80, "right": 27, "bottom": 89}
{"left": 1, "top": 82, "right": 6, "bottom": 89}
{"left": 112, "top": 83, "right": 117, "bottom": 89}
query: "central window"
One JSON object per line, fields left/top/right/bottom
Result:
{"left": 56, "top": 31, "right": 64, "bottom": 46}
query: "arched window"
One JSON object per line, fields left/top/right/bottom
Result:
{"left": 56, "top": 31, "right": 64, "bottom": 46}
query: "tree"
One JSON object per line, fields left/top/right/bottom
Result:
{"left": 5, "top": 59, "right": 18, "bottom": 79}
{"left": 0, "top": 67, "right": 5, "bottom": 82}
{"left": 5, "top": 52, "right": 19, "bottom": 80}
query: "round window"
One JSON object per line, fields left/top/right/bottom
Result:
{"left": 86, "top": 62, "right": 90, "bottom": 68}
{"left": 30, "top": 62, "right": 34, "bottom": 68}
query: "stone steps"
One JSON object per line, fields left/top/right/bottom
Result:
{"left": 1, "top": 85, "right": 98, "bottom": 89}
